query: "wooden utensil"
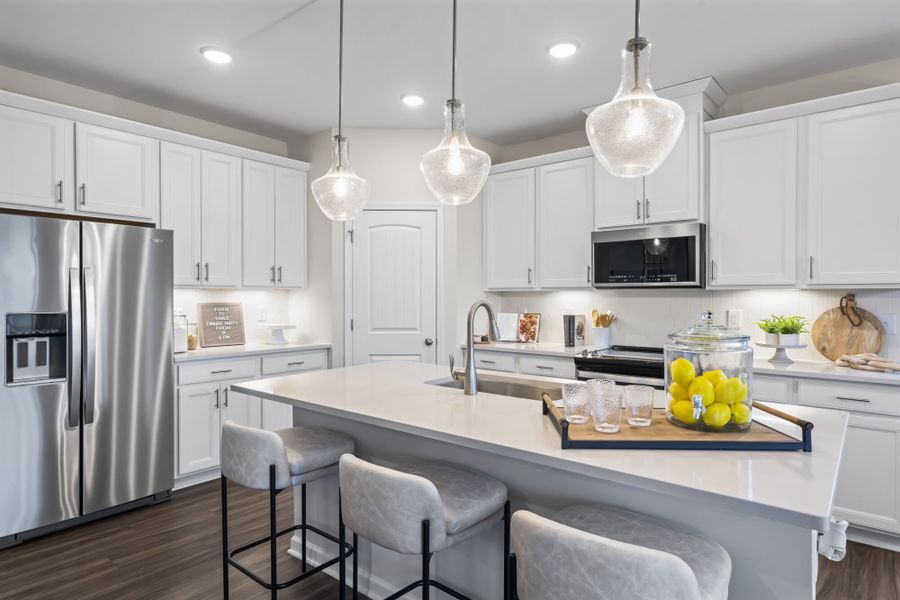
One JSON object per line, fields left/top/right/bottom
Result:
{"left": 591, "top": 309, "right": 601, "bottom": 328}
{"left": 811, "top": 294, "right": 886, "bottom": 361}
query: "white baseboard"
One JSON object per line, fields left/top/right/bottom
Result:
{"left": 846, "top": 525, "right": 900, "bottom": 553}
{"left": 173, "top": 468, "right": 219, "bottom": 491}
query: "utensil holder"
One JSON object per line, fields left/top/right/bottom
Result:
{"left": 591, "top": 327, "right": 611, "bottom": 349}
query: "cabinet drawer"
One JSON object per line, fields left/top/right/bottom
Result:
{"left": 472, "top": 351, "right": 516, "bottom": 373}
{"left": 178, "top": 357, "right": 259, "bottom": 386}
{"left": 798, "top": 379, "right": 900, "bottom": 416}
{"left": 752, "top": 374, "right": 792, "bottom": 404}
{"left": 262, "top": 350, "right": 326, "bottom": 376}
{"left": 518, "top": 354, "right": 576, "bottom": 379}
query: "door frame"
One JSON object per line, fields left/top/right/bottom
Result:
{"left": 343, "top": 205, "right": 444, "bottom": 367}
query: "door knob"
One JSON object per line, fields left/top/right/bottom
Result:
{"left": 424, "top": 338, "right": 434, "bottom": 346}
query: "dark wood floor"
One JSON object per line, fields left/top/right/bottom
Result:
{"left": 0, "top": 480, "right": 352, "bottom": 599}
{"left": 1, "top": 479, "right": 897, "bottom": 599}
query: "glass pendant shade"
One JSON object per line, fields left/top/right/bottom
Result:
{"left": 420, "top": 100, "right": 491, "bottom": 206}
{"left": 311, "top": 135, "right": 370, "bottom": 221}
{"left": 586, "top": 42, "right": 684, "bottom": 178}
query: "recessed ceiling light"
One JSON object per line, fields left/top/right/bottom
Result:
{"left": 200, "top": 46, "right": 232, "bottom": 64}
{"left": 548, "top": 41, "right": 579, "bottom": 59}
{"left": 401, "top": 94, "right": 425, "bottom": 107}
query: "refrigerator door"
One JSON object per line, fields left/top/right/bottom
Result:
{"left": 81, "top": 222, "right": 174, "bottom": 515}
{"left": 0, "top": 214, "right": 80, "bottom": 538}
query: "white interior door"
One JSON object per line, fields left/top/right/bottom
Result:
{"left": 351, "top": 210, "right": 438, "bottom": 365}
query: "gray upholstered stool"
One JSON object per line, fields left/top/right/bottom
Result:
{"left": 338, "top": 454, "right": 511, "bottom": 600}
{"left": 220, "top": 420, "right": 356, "bottom": 599}
{"left": 511, "top": 505, "right": 731, "bottom": 600}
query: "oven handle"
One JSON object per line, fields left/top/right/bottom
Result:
{"left": 577, "top": 370, "right": 665, "bottom": 387}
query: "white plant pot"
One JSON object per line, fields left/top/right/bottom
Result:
{"left": 779, "top": 333, "right": 800, "bottom": 346}
{"left": 764, "top": 332, "right": 780, "bottom": 345}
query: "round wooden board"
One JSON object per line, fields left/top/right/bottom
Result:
{"left": 811, "top": 306, "right": 886, "bottom": 361}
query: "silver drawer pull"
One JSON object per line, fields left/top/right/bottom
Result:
{"left": 211, "top": 369, "right": 233, "bottom": 375}
{"left": 479, "top": 359, "right": 496, "bottom": 364}
{"left": 287, "top": 361, "right": 305, "bottom": 366}
{"left": 836, "top": 396, "right": 870, "bottom": 403}
{"left": 535, "top": 365, "right": 553, "bottom": 370}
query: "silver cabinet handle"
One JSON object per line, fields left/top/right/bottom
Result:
{"left": 277, "top": 266, "right": 282, "bottom": 283}
{"left": 424, "top": 338, "right": 434, "bottom": 346}
{"left": 809, "top": 256, "right": 814, "bottom": 279}
{"left": 535, "top": 365, "right": 553, "bottom": 370}
{"left": 204, "top": 263, "right": 210, "bottom": 281}
{"left": 195, "top": 262, "right": 201, "bottom": 281}
{"left": 223, "top": 388, "right": 229, "bottom": 407}
{"left": 211, "top": 369, "right": 232, "bottom": 375}
{"left": 479, "top": 359, "right": 496, "bottom": 364}
{"left": 644, "top": 198, "right": 650, "bottom": 221}
{"left": 836, "top": 396, "right": 870, "bottom": 403}
{"left": 527, "top": 267, "right": 533, "bottom": 285}
{"left": 57, "top": 180, "right": 64, "bottom": 204}
{"left": 711, "top": 259, "right": 717, "bottom": 282}
{"left": 214, "top": 389, "right": 220, "bottom": 409}
{"left": 636, "top": 200, "right": 641, "bottom": 220}
{"left": 270, "top": 266, "right": 276, "bottom": 283}
{"left": 287, "top": 361, "right": 305, "bottom": 366}
{"left": 587, "top": 265, "right": 592, "bottom": 284}
{"left": 80, "top": 183, "right": 86, "bottom": 205}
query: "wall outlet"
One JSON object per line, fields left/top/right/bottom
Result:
{"left": 881, "top": 314, "right": 897, "bottom": 335}
{"left": 726, "top": 309, "right": 742, "bottom": 328}
{"left": 257, "top": 308, "right": 268, "bottom": 322}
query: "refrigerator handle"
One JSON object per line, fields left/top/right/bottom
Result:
{"left": 83, "top": 267, "right": 97, "bottom": 425}
{"left": 67, "top": 268, "right": 82, "bottom": 429}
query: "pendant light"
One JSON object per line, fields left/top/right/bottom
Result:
{"left": 420, "top": 0, "right": 491, "bottom": 206}
{"left": 311, "top": 0, "right": 370, "bottom": 221}
{"left": 585, "top": 0, "right": 684, "bottom": 178}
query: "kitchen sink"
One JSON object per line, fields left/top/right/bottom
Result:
{"left": 426, "top": 374, "right": 562, "bottom": 401}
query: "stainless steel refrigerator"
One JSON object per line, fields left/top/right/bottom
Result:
{"left": 0, "top": 213, "right": 174, "bottom": 544}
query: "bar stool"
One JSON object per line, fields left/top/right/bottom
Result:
{"left": 511, "top": 505, "right": 731, "bottom": 600}
{"left": 338, "top": 454, "right": 511, "bottom": 600}
{"left": 220, "top": 420, "right": 356, "bottom": 599}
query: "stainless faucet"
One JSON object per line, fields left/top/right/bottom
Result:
{"left": 464, "top": 300, "right": 501, "bottom": 395}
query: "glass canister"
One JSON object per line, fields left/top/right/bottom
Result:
{"left": 665, "top": 312, "right": 753, "bottom": 431}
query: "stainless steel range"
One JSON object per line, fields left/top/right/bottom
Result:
{"left": 574, "top": 345, "right": 665, "bottom": 388}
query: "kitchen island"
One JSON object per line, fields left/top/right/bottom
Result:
{"left": 233, "top": 361, "right": 848, "bottom": 600}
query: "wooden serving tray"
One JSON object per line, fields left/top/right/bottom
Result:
{"left": 542, "top": 394, "right": 813, "bottom": 452}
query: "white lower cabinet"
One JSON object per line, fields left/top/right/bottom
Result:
{"left": 223, "top": 386, "right": 262, "bottom": 429}
{"left": 176, "top": 383, "right": 221, "bottom": 476}
{"left": 467, "top": 350, "right": 577, "bottom": 380}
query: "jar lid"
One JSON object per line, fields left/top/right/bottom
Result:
{"left": 669, "top": 311, "right": 750, "bottom": 343}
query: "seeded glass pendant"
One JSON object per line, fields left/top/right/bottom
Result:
{"left": 312, "top": 0, "right": 370, "bottom": 221}
{"left": 586, "top": 0, "right": 684, "bottom": 178}
{"left": 420, "top": 0, "right": 491, "bottom": 205}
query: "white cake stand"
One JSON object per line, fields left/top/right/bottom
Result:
{"left": 259, "top": 323, "right": 296, "bottom": 345}
{"left": 756, "top": 342, "right": 807, "bottom": 365}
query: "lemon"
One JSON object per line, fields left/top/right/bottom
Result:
{"left": 671, "top": 400, "right": 698, "bottom": 424}
{"left": 668, "top": 382, "right": 689, "bottom": 403}
{"left": 716, "top": 377, "right": 747, "bottom": 405}
{"left": 702, "top": 369, "right": 727, "bottom": 388}
{"left": 703, "top": 402, "right": 732, "bottom": 428}
{"left": 670, "top": 358, "right": 696, "bottom": 388}
{"left": 732, "top": 403, "right": 751, "bottom": 425}
{"left": 688, "top": 377, "right": 716, "bottom": 407}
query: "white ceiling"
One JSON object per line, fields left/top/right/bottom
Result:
{"left": 1, "top": 0, "right": 898, "bottom": 146}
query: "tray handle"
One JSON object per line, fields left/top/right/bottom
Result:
{"left": 753, "top": 401, "right": 814, "bottom": 452}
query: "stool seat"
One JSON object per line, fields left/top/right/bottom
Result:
{"left": 405, "top": 461, "right": 508, "bottom": 535}
{"left": 554, "top": 505, "right": 731, "bottom": 600}
{"left": 276, "top": 425, "right": 355, "bottom": 482}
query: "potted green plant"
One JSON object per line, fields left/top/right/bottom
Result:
{"left": 777, "top": 315, "right": 808, "bottom": 346}
{"left": 755, "top": 316, "right": 782, "bottom": 345}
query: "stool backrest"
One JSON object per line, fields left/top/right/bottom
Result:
{"left": 511, "top": 510, "right": 701, "bottom": 600}
{"left": 339, "top": 454, "right": 446, "bottom": 554}
{"left": 221, "top": 421, "right": 292, "bottom": 490}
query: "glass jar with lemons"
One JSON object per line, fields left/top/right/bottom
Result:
{"left": 665, "top": 312, "right": 753, "bottom": 431}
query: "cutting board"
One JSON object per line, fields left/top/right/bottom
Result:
{"left": 811, "top": 303, "right": 886, "bottom": 361}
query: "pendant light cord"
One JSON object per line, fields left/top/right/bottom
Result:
{"left": 451, "top": 0, "right": 457, "bottom": 100}
{"left": 634, "top": 0, "right": 640, "bottom": 39}
{"left": 337, "top": 0, "right": 344, "bottom": 139}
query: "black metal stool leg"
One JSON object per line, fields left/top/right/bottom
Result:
{"left": 422, "top": 519, "right": 431, "bottom": 600}
{"left": 339, "top": 492, "right": 346, "bottom": 600}
{"left": 503, "top": 500, "right": 511, "bottom": 600}
{"left": 352, "top": 532, "right": 358, "bottom": 600}
{"left": 269, "top": 465, "right": 278, "bottom": 600}
{"left": 301, "top": 483, "right": 307, "bottom": 573}
{"left": 221, "top": 475, "right": 230, "bottom": 600}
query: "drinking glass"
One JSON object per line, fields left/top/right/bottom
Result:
{"left": 590, "top": 388, "right": 622, "bottom": 433}
{"left": 562, "top": 382, "right": 589, "bottom": 424}
{"left": 624, "top": 385, "right": 654, "bottom": 427}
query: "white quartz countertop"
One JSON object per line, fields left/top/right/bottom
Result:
{"left": 234, "top": 361, "right": 848, "bottom": 531}
{"left": 174, "top": 342, "right": 330, "bottom": 363}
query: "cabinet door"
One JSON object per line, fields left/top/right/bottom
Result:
{"left": 806, "top": 99, "right": 900, "bottom": 285}
{"left": 75, "top": 123, "right": 159, "bottom": 221}
{"left": 833, "top": 413, "right": 900, "bottom": 534}
{"left": 0, "top": 106, "right": 73, "bottom": 211}
{"left": 241, "top": 160, "right": 276, "bottom": 287}
{"left": 536, "top": 158, "right": 594, "bottom": 288}
{"left": 222, "top": 386, "right": 261, "bottom": 430}
{"left": 161, "top": 142, "right": 202, "bottom": 286}
{"left": 593, "top": 160, "right": 644, "bottom": 229}
{"left": 484, "top": 169, "right": 535, "bottom": 289}
{"left": 201, "top": 151, "right": 242, "bottom": 287}
{"left": 643, "top": 107, "right": 700, "bottom": 224}
{"left": 261, "top": 400, "right": 294, "bottom": 432}
{"left": 274, "top": 167, "right": 308, "bottom": 288}
{"left": 708, "top": 120, "right": 798, "bottom": 286}
{"left": 176, "top": 383, "right": 221, "bottom": 475}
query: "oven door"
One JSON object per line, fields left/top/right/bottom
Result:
{"left": 577, "top": 370, "right": 665, "bottom": 389}
{"left": 592, "top": 223, "right": 705, "bottom": 288}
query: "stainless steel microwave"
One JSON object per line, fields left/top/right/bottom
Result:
{"left": 591, "top": 223, "right": 706, "bottom": 288}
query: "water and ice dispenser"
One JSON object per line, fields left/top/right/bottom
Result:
{"left": 5, "top": 314, "right": 67, "bottom": 385}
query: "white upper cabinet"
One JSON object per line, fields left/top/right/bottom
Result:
{"left": 75, "top": 123, "right": 159, "bottom": 221}
{"left": 242, "top": 160, "right": 276, "bottom": 287}
{"left": 161, "top": 142, "right": 202, "bottom": 286}
{"left": 201, "top": 151, "right": 242, "bottom": 287}
{"left": 274, "top": 167, "right": 308, "bottom": 288}
{"left": 806, "top": 98, "right": 900, "bottom": 286}
{"left": 0, "top": 105, "right": 73, "bottom": 211}
{"left": 537, "top": 157, "right": 594, "bottom": 288}
{"left": 708, "top": 119, "right": 798, "bottom": 286}
{"left": 594, "top": 161, "right": 644, "bottom": 229}
{"left": 644, "top": 106, "right": 700, "bottom": 224}
{"left": 484, "top": 169, "right": 536, "bottom": 289}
